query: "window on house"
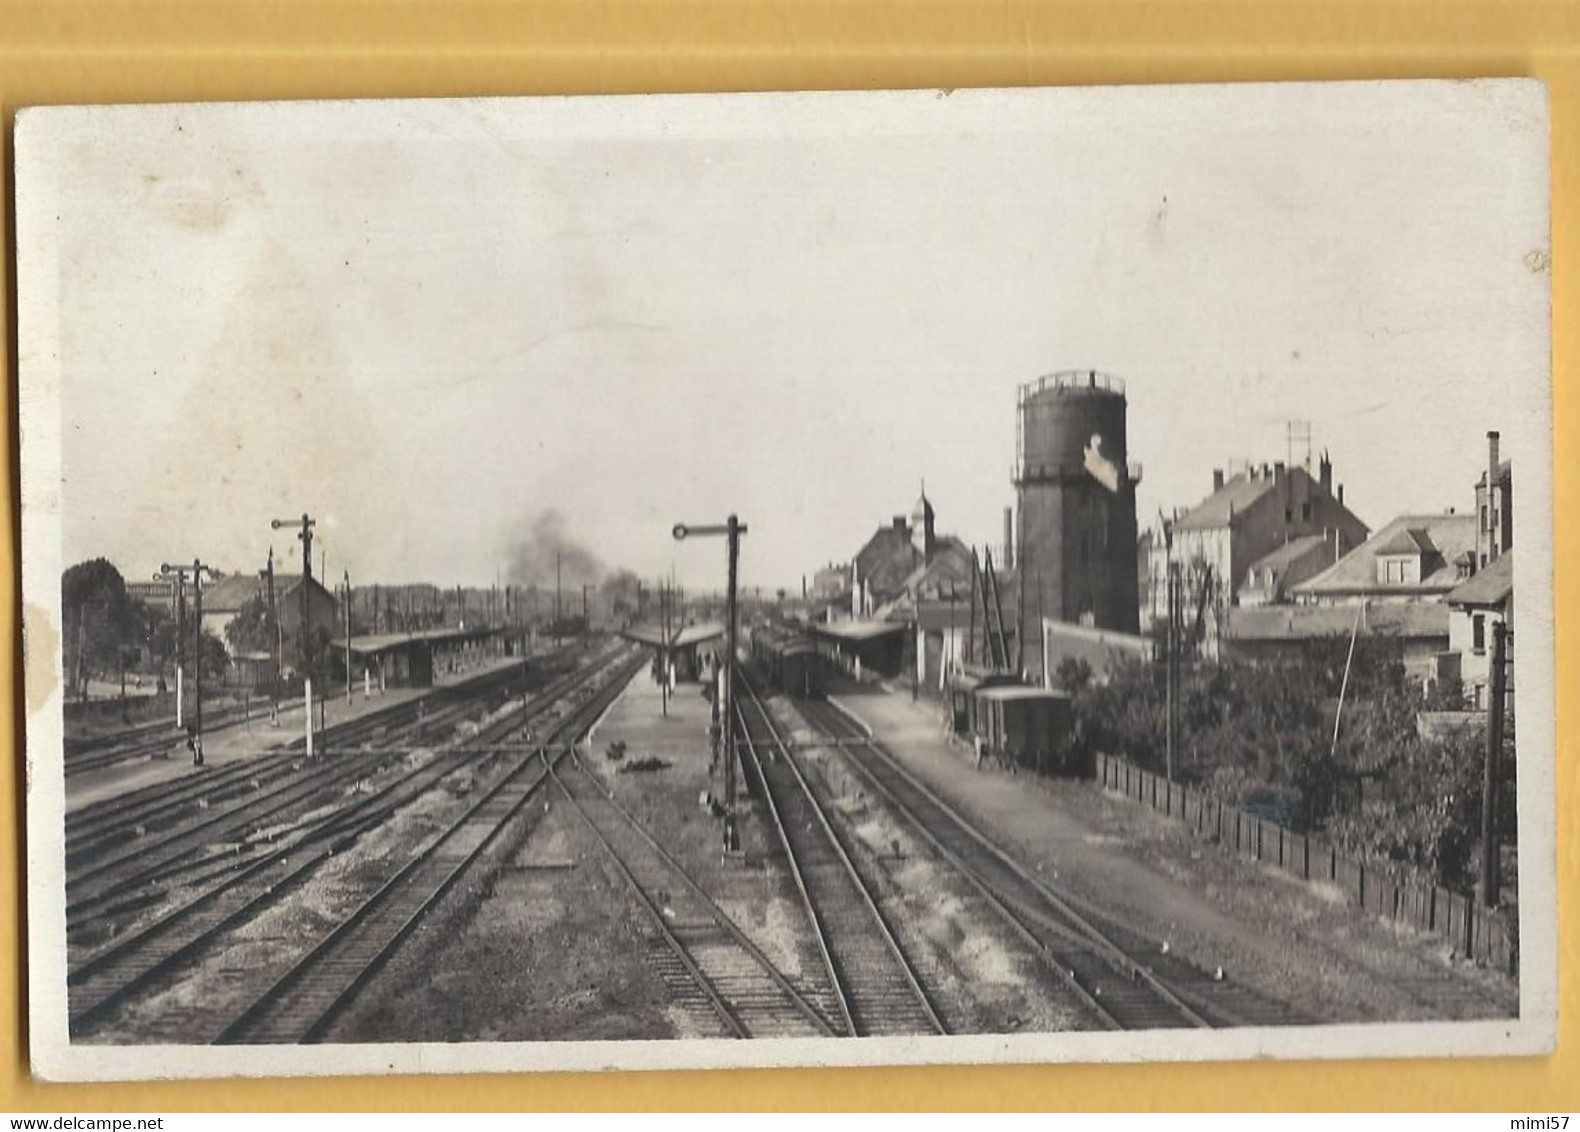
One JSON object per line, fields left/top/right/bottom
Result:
{"left": 1481, "top": 505, "right": 1489, "bottom": 532}
{"left": 1301, "top": 500, "right": 1312, "bottom": 521}
{"left": 1473, "top": 614, "right": 1486, "bottom": 653}
{"left": 1285, "top": 507, "right": 1293, "bottom": 523}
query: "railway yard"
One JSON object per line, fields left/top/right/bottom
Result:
{"left": 57, "top": 630, "right": 1517, "bottom": 1047}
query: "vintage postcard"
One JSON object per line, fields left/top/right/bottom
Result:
{"left": 14, "top": 80, "right": 1555, "bottom": 1080}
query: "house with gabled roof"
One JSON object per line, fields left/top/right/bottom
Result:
{"left": 1146, "top": 452, "right": 1369, "bottom": 629}
{"left": 199, "top": 570, "right": 339, "bottom": 671}
{"left": 1443, "top": 551, "right": 1514, "bottom": 709}
{"left": 1290, "top": 512, "right": 1477, "bottom": 605}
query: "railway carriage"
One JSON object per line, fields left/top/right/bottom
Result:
{"left": 947, "top": 665, "right": 1023, "bottom": 737}
{"left": 749, "top": 623, "right": 824, "bottom": 698}
{"left": 970, "top": 684, "right": 1082, "bottom": 776}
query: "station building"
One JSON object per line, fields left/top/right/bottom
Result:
{"left": 200, "top": 572, "right": 340, "bottom": 670}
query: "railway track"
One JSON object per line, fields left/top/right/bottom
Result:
{"left": 547, "top": 749, "right": 837, "bottom": 1040}
{"left": 800, "top": 698, "right": 1312, "bottom": 1031}
{"left": 70, "top": 647, "right": 645, "bottom": 1041}
{"left": 65, "top": 701, "right": 260, "bottom": 778}
{"left": 66, "top": 647, "right": 623, "bottom": 937}
{"left": 65, "top": 644, "right": 612, "bottom": 883}
{"left": 212, "top": 649, "right": 648, "bottom": 1045}
{"left": 65, "top": 659, "right": 524, "bottom": 838}
{"left": 735, "top": 677, "right": 945, "bottom": 1037}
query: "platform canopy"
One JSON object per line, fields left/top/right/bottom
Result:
{"left": 808, "top": 618, "right": 907, "bottom": 643}
{"left": 326, "top": 625, "right": 504, "bottom": 658}
{"left": 618, "top": 621, "right": 725, "bottom": 649}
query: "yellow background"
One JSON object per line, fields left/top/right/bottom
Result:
{"left": 1, "top": 0, "right": 1575, "bottom": 1112}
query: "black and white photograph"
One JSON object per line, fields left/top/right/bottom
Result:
{"left": 15, "top": 80, "right": 1556, "bottom": 1080}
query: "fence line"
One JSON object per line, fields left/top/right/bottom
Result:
{"left": 1093, "top": 752, "right": 1517, "bottom": 975}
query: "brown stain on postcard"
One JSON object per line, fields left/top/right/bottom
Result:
{"left": 22, "top": 601, "right": 59, "bottom": 718}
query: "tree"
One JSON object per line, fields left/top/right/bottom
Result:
{"left": 1069, "top": 634, "right": 1428, "bottom": 831}
{"left": 1327, "top": 726, "right": 1486, "bottom": 889}
{"left": 1053, "top": 657, "right": 1093, "bottom": 696}
{"left": 195, "top": 630, "right": 230, "bottom": 682}
{"left": 61, "top": 558, "right": 142, "bottom": 696}
{"left": 224, "top": 595, "right": 278, "bottom": 656}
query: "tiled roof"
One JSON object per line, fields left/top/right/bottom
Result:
{"left": 1373, "top": 527, "right": 1435, "bottom": 556}
{"left": 1443, "top": 552, "right": 1514, "bottom": 609}
{"left": 1292, "top": 513, "right": 1476, "bottom": 597}
{"left": 1175, "top": 473, "right": 1278, "bottom": 530}
{"left": 199, "top": 572, "right": 334, "bottom": 614}
{"left": 1223, "top": 601, "right": 1450, "bottom": 642}
{"left": 854, "top": 525, "right": 920, "bottom": 596}
{"left": 1246, "top": 534, "right": 1331, "bottom": 574}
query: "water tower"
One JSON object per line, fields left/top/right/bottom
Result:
{"left": 1013, "top": 371, "right": 1141, "bottom": 649}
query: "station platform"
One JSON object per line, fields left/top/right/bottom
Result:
{"left": 64, "top": 654, "right": 532, "bottom": 813}
{"left": 583, "top": 666, "right": 716, "bottom": 787}
{"left": 810, "top": 681, "right": 1518, "bottom": 1021}
{"left": 574, "top": 664, "right": 786, "bottom": 864}
{"left": 821, "top": 682, "right": 1259, "bottom": 936}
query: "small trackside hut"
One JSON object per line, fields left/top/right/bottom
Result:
{"left": 971, "top": 684, "right": 1079, "bottom": 776}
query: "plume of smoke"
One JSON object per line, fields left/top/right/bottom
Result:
{"left": 503, "top": 510, "right": 607, "bottom": 589}
{"left": 599, "top": 568, "right": 643, "bottom": 619}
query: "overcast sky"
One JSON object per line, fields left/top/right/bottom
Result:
{"left": 26, "top": 82, "right": 1550, "bottom": 592}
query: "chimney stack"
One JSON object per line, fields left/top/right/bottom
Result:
{"left": 1212, "top": 468, "right": 1224, "bottom": 491}
{"left": 1274, "top": 461, "right": 1287, "bottom": 484}
{"left": 1487, "top": 430, "right": 1502, "bottom": 559}
{"left": 1319, "top": 451, "right": 1333, "bottom": 493}
{"left": 1003, "top": 506, "right": 1015, "bottom": 571}
{"left": 1338, "top": 484, "right": 1345, "bottom": 506}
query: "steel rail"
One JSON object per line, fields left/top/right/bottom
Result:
{"left": 67, "top": 651, "right": 644, "bottom": 1036}
{"left": 67, "top": 648, "right": 628, "bottom": 930}
{"left": 736, "top": 676, "right": 946, "bottom": 1037}
{"left": 212, "top": 650, "right": 648, "bottom": 1045}
{"left": 66, "top": 640, "right": 607, "bottom": 838}
{"left": 804, "top": 699, "right": 1214, "bottom": 1031}
{"left": 546, "top": 750, "right": 839, "bottom": 1039}
{"left": 66, "top": 644, "right": 623, "bottom": 898}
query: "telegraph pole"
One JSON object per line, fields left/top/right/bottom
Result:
{"left": 262, "top": 547, "right": 280, "bottom": 724}
{"left": 674, "top": 515, "right": 748, "bottom": 853}
{"left": 1161, "top": 517, "right": 1179, "bottom": 785}
{"left": 271, "top": 513, "right": 318, "bottom": 755}
{"left": 161, "top": 559, "right": 215, "bottom": 764}
{"left": 1480, "top": 623, "right": 1509, "bottom": 908}
{"left": 581, "top": 583, "right": 593, "bottom": 633}
{"left": 660, "top": 578, "right": 670, "bottom": 717}
{"left": 155, "top": 565, "right": 191, "bottom": 730}
{"left": 344, "top": 570, "right": 353, "bottom": 705}
{"left": 555, "top": 552, "right": 562, "bottom": 644}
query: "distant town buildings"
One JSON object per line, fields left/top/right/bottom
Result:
{"left": 803, "top": 369, "right": 1515, "bottom": 718}
{"left": 1215, "top": 430, "right": 1513, "bottom": 705}
{"left": 200, "top": 571, "right": 339, "bottom": 670}
{"left": 848, "top": 489, "right": 970, "bottom": 618}
{"left": 1444, "top": 551, "right": 1514, "bottom": 709}
{"left": 1148, "top": 453, "right": 1369, "bottom": 631}
{"left": 1290, "top": 512, "right": 1477, "bottom": 604}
